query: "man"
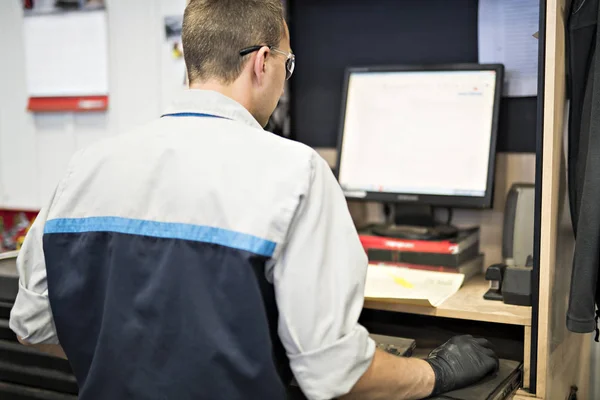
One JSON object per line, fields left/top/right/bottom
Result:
{"left": 9, "top": 0, "right": 498, "bottom": 399}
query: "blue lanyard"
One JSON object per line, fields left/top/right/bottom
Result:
{"left": 161, "top": 112, "right": 230, "bottom": 120}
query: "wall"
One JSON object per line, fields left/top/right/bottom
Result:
{"left": 0, "top": 0, "right": 186, "bottom": 210}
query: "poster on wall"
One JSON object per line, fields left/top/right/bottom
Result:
{"left": 164, "top": 16, "right": 184, "bottom": 59}
{"left": 164, "top": 15, "right": 187, "bottom": 85}
{"left": 478, "top": 0, "right": 539, "bottom": 97}
{"left": 22, "top": 0, "right": 109, "bottom": 112}
{"left": 160, "top": 0, "right": 187, "bottom": 111}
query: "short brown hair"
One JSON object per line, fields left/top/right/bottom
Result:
{"left": 182, "top": 0, "right": 285, "bottom": 84}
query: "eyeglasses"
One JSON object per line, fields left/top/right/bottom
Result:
{"left": 239, "top": 45, "right": 295, "bottom": 80}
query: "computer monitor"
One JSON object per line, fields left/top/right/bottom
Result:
{"left": 335, "top": 64, "right": 503, "bottom": 209}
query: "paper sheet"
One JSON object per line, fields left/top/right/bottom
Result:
{"left": 478, "top": 0, "right": 539, "bottom": 97}
{"left": 23, "top": 10, "right": 109, "bottom": 97}
{"left": 365, "top": 264, "right": 465, "bottom": 307}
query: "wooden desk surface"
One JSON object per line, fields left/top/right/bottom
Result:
{"left": 363, "top": 275, "right": 532, "bottom": 326}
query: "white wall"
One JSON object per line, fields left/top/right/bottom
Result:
{"left": 0, "top": 0, "right": 186, "bottom": 210}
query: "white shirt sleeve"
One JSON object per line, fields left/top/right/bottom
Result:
{"left": 273, "top": 153, "right": 375, "bottom": 400}
{"left": 9, "top": 203, "right": 59, "bottom": 344}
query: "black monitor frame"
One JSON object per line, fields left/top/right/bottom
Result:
{"left": 335, "top": 63, "right": 504, "bottom": 209}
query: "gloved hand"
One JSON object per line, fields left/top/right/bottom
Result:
{"left": 424, "top": 335, "right": 499, "bottom": 396}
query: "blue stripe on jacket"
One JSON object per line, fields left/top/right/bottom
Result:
{"left": 44, "top": 216, "right": 276, "bottom": 258}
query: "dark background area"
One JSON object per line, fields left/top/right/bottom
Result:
{"left": 288, "top": 0, "right": 537, "bottom": 153}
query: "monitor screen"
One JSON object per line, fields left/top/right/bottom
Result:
{"left": 336, "top": 65, "right": 502, "bottom": 208}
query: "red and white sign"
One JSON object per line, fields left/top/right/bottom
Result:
{"left": 28, "top": 96, "right": 108, "bottom": 112}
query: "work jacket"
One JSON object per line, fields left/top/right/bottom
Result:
{"left": 9, "top": 89, "right": 374, "bottom": 399}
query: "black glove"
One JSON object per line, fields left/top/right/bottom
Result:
{"left": 424, "top": 335, "right": 499, "bottom": 396}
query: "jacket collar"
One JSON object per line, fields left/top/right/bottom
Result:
{"left": 163, "top": 89, "right": 263, "bottom": 130}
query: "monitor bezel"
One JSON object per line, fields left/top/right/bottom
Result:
{"left": 334, "top": 63, "right": 504, "bottom": 209}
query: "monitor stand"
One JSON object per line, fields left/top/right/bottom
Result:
{"left": 372, "top": 205, "right": 459, "bottom": 241}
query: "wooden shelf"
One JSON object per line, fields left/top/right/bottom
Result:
{"left": 363, "top": 275, "right": 532, "bottom": 326}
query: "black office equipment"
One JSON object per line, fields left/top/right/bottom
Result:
{"left": 374, "top": 335, "right": 521, "bottom": 399}
{"left": 370, "top": 334, "right": 416, "bottom": 357}
{"left": 483, "top": 264, "right": 533, "bottom": 306}
{"left": 334, "top": 64, "right": 503, "bottom": 239}
{"left": 335, "top": 64, "right": 503, "bottom": 211}
{"left": 429, "top": 359, "right": 522, "bottom": 400}
{"left": 482, "top": 184, "right": 534, "bottom": 304}
{"left": 370, "top": 224, "right": 458, "bottom": 241}
{"left": 484, "top": 264, "right": 506, "bottom": 302}
{"left": 502, "top": 267, "right": 533, "bottom": 307}
{"left": 502, "top": 184, "right": 535, "bottom": 267}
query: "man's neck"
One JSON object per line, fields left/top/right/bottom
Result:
{"left": 189, "top": 81, "right": 253, "bottom": 116}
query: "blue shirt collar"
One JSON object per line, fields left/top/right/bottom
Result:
{"left": 164, "top": 89, "right": 263, "bottom": 130}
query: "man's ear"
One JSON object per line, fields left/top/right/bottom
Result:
{"left": 253, "top": 46, "right": 270, "bottom": 85}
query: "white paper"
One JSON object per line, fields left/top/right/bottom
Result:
{"left": 23, "top": 10, "right": 109, "bottom": 97}
{"left": 365, "top": 265, "right": 465, "bottom": 307}
{"left": 478, "top": 0, "right": 539, "bottom": 97}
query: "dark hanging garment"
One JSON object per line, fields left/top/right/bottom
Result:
{"left": 566, "top": 0, "right": 600, "bottom": 336}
